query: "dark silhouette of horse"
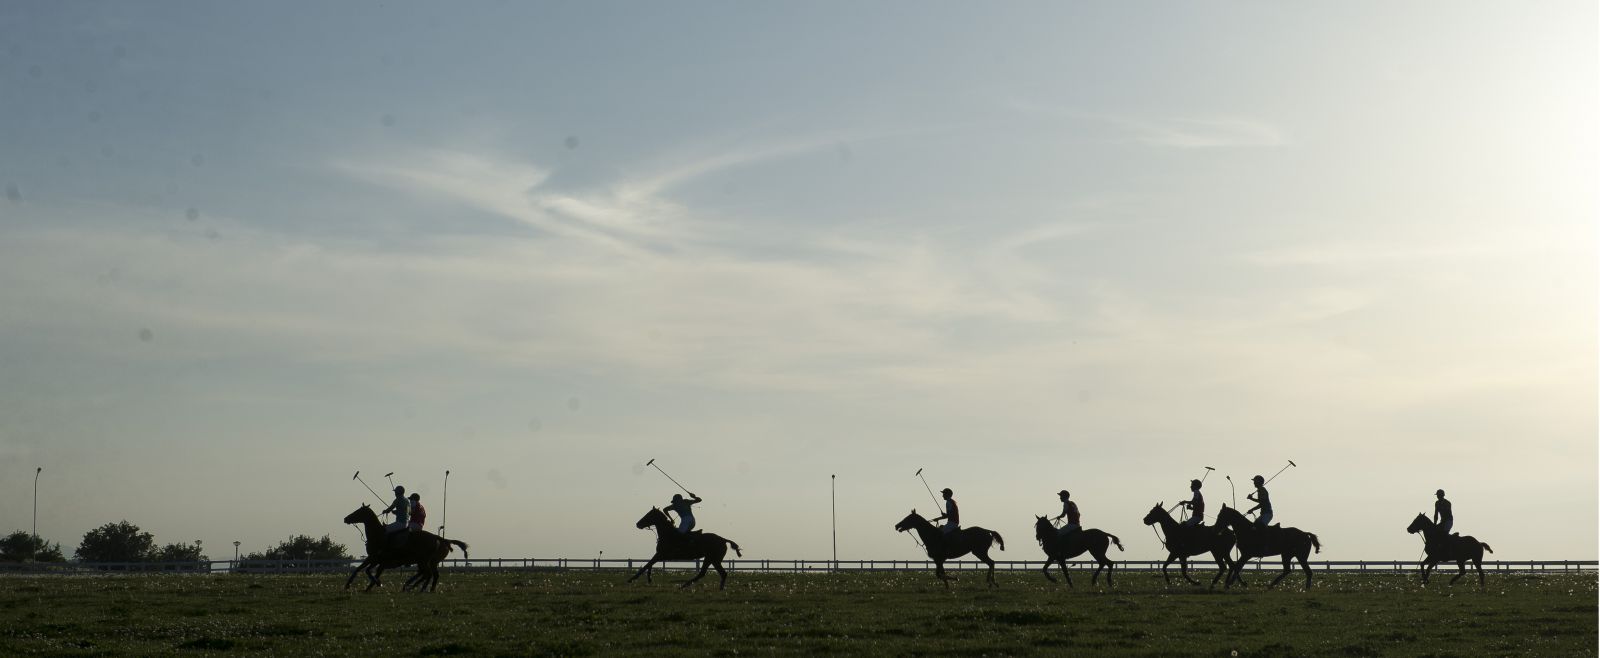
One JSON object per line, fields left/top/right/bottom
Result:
{"left": 626, "top": 507, "right": 743, "bottom": 589}
{"left": 894, "top": 510, "right": 1005, "bottom": 588}
{"left": 1215, "top": 505, "right": 1321, "bottom": 589}
{"left": 1142, "top": 503, "right": 1238, "bottom": 588}
{"left": 1033, "top": 516, "right": 1123, "bottom": 587}
{"left": 343, "top": 504, "right": 468, "bottom": 592}
{"left": 1407, "top": 513, "right": 1493, "bottom": 587}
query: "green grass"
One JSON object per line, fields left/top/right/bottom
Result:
{"left": 0, "top": 568, "right": 1593, "bottom": 656}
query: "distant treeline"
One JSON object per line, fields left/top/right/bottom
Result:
{"left": 0, "top": 521, "right": 347, "bottom": 564}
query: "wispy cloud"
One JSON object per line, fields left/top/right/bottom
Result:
{"left": 1004, "top": 99, "right": 1287, "bottom": 149}
{"left": 1114, "top": 117, "right": 1287, "bottom": 149}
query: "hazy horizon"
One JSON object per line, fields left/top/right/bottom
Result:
{"left": 2, "top": 2, "right": 1595, "bottom": 563}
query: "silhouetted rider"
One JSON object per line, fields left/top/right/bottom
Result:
{"left": 1053, "top": 490, "right": 1081, "bottom": 535}
{"left": 665, "top": 493, "right": 702, "bottom": 534}
{"left": 1433, "top": 489, "right": 1453, "bottom": 535}
{"left": 930, "top": 488, "right": 960, "bottom": 534}
{"left": 1246, "top": 475, "right": 1272, "bottom": 527}
{"left": 381, "top": 485, "right": 411, "bottom": 548}
{"left": 1178, "top": 479, "right": 1204, "bottom": 527}
{"left": 407, "top": 493, "right": 427, "bottom": 532}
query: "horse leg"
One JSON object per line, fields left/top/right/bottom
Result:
{"left": 1060, "top": 559, "right": 1073, "bottom": 589}
{"left": 1209, "top": 552, "right": 1227, "bottom": 589}
{"left": 714, "top": 560, "right": 729, "bottom": 590}
{"left": 345, "top": 559, "right": 370, "bottom": 590}
{"left": 1227, "top": 558, "right": 1248, "bottom": 589}
{"left": 1269, "top": 554, "right": 1291, "bottom": 588}
{"left": 1041, "top": 558, "right": 1056, "bottom": 583}
{"left": 1449, "top": 560, "right": 1466, "bottom": 586}
{"left": 974, "top": 549, "right": 997, "bottom": 588}
{"left": 1300, "top": 552, "right": 1313, "bottom": 589}
{"left": 1178, "top": 555, "right": 1199, "bottom": 586}
{"left": 1420, "top": 559, "right": 1436, "bottom": 585}
{"left": 682, "top": 559, "right": 711, "bottom": 589}
{"left": 1474, "top": 559, "right": 1485, "bottom": 588}
{"left": 935, "top": 560, "right": 951, "bottom": 589}
{"left": 365, "top": 565, "right": 387, "bottom": 592}
{"left": 1160, "top": 555, "right": 1175, "bottom": 586}
{"left": 628, "top": 558, "right": 659, "bottom": 584}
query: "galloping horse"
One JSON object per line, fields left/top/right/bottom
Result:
{"left": 1407, "top": 513, "right": 1493, "bottom": 587}
{"left": 1033, "top": 516, "right": 1123, "bottom": 588}
{"left": 1215, "top": 505, "right": 1321, "bottom": 589}
{"left": 626, "top": 507, "right": 743, "bottom": 589}
{"left": 894, "top": 510, "right": 1006, "bottom": 588}
{"left": 1142, "top": 503, "right": 1237, "bottom": 588}
{"left": 343, "top": 504, "right": 469, "bottom": 592}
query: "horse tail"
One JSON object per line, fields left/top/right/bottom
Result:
{"left": 1480, "top": 542, "right": 1493, "bottom": 554}
{"left": 725, "top": 539, "right": 743, "bottom": 558}
{"left": 447, "top": 539, "right": 470, "bottom": 560}
{"left": 990, "top": 530, "right": 1005, "bottom": 551}
{"left": 1107, "top": 533, "right": 1124, "bottom": 552}
{"left": 1307, "top": 533, "right": 1322, "bottom": 554}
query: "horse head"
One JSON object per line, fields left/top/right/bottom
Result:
{"left": 894, "top": 509, "right": 926, "bottom": 533}
{"left": 343, "top": 503, "right": 375, "bottom": 526}
{"left": 1405, "top": 513, "right": 1430, "bottom": 535}
{"left": 1142, "top": 503, "right": 1166, "bottom": 526}
{"left": 637, "top": 507, "right": 669, "bottom": 530}
{"left": 1033, "top": 515, "right": 1053, "bottom": 539}
{"left": 1215, "top": 504, "right": 1243, "bottom": 528}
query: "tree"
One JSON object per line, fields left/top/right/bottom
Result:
{"left": 243, "top": 535, "right": 350, "bottom": 561}
{"left": 155, "top": 542, "right": 207, "bottom": 562}
{"left": 0, "top": 531, "right": 66, "bottom": 562}
{"left": 75, "top": 521, "right": 156, "bottom": 562}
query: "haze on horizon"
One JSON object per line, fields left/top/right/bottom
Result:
{"left": 1, "top": 2, "right": 1595, "bottom": 563}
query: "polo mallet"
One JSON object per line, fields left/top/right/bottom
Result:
{"left": 1200, "top": 466, "right": 1216, "bottom": 483}
{"left": 914, "top": 468, "right": 941, "bottom": 510}
{"left": 441, "top": 469, "right": 450, "bottom": 537}
{"left": 1265, "top": 460, "right": 1297, "bottom": 485}
{"left": 645, "top": 459, "right": 692, "bottom": 496}
{"left": 384, "top": 472, "right": 396, "bottom": 489}
{"left": 1226, "top": 475, "right": 1236, "bottom": 509}
{"left": 352, "top": 471, "right": 384, "bottom": 505}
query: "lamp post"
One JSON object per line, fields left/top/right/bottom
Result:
{"left": 233, "top": 541, "right": 240, "bottom": 570}
{"left": 831, "top": 474, "right": 837, "bottom": 571}
{"left": 31, "top": 467, "right": 41, "bottom": 562}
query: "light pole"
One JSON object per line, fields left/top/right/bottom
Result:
{"left": 441, "top": 470, "right": 450, "bottom": 538}
{"left": 31, "top": 467, "right": 41, "bottom": 562}
{"left": 831, "top": 474, "right": 837, "bottom": 570}
{"left": 233, "top": 541, "right": 240, "bottom": 570}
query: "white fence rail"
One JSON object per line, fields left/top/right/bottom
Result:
{"left": 1, "top": 558, "right": 1594, "bottom": 575}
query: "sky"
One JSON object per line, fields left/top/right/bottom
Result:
{"left": 0, "top": 2, "right": 1595, "bottom": 564}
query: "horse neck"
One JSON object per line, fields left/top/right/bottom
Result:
{"left": 911, "top": 519, "right": 940, "bottom": 545}
{"left": 361, "top": 513, "right": 384, "bottom": 550}
{"left": 1418, "top": 519, "right": 1442, "bottom": 542}
{"left": 649, "top": 514, "right": 673, "bottom": 538}
{"left": 1153, "top": 510, "right": 1180, "bottom": 532}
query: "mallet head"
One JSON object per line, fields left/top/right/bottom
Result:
{"left": 646, "top": 458, "right": 655, "bottom": 466}
{"left": 352, "top": 471, "right": 359, "bottom": 480}
{"left": 915, "top": 468, "right": 922, "bottom": 476}
{"left": 1288, "top": 460, "right": 1297, "bottom": 467}
{"left": 384, "top": 472, "right": 394, "bottom": 478}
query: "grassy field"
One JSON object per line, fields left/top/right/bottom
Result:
{"left": 1, "top": 567, "right": 1594, "bottom": 656}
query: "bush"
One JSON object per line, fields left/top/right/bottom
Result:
{"left": 0, "top": 531, "right": 66, "bottom": 562}
{"left": 75, "top": 521, "right": 156, "bottom": 563}
{"left": 244, "top": 534, "right": 350, "bottom": 561}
